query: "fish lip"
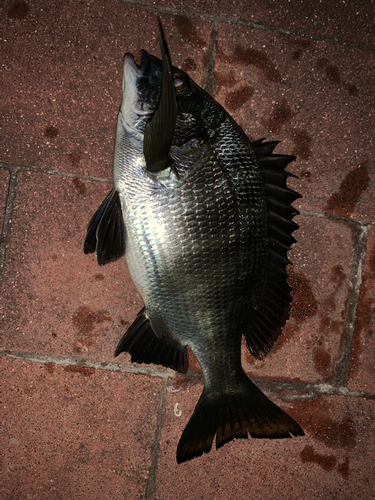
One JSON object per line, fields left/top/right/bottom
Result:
{"left": 124, "top": 50, "right": 150, "bottom": 78}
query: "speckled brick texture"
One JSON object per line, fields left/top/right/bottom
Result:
{"left": 242, "top": 214, "right": 356, "bottom": 384}
{"left": 152, "top": 379, "right": 375, "bottom": 500}
{"left": 1, "top": 0, "right": 374, "bottom": 498}
{"left": 348, "top": 226, "right": 375, "bottom": 393}
{"left": 150, "top": 0, "right": 375, "bottom": 49}
{"left": 0, "top": 169, "right": 10, "bottom": 231}
{"left": 213, "top": 23, "right": 375, "bottom": 221}
{"left": 0, "top": 170, "right": 143, "bottom": 362}
{"left": 1, "top": 357, "right": 163, "bottom": 499}
{"left": 1, "top": 0, "right": 211, "bottom": 177}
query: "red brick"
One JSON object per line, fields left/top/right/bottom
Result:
{"left": 214, "top": 24, "right": 375, "bottom": 221}
{"left": 1, "top": 356, "right": 163, "bottom": 500}
{"left": 0, "top": 169, "right": 10, "bottom": 231}
{"left": 241, "top": 214, "right": 354, "bottom": 384}
{"left": 1, "top": 0, "right": 211, "bottom": 177}
{"left": 0, "top": 171, "right": 142, "bottom": 363}
{"left": 151, "top": 0, "right": 374, "bottom": 48}
{"left": 153, "top": 384, "right": 375, "bottom": 500}
{"left": 1, "top": 2, "right": 374, "bottom": 499}
{"left": 348, "top": 226, "right": 375, "bottom": 392}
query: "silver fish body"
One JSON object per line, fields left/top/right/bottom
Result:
{"left": 116, "top": 54, "right": 266, "bottom": 375}
{"left": 84, "top": 36, "right": 304, "bottom": 463}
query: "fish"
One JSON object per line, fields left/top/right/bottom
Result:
{"left": 84, "top": 26, "right": 304, "bottom": 463}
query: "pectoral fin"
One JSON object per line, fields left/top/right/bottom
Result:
{"left": 143, "top": 23, "right": 177, "bottom": 173}
{"left": 84, "top": 189, "right": 126, "bottom": 266}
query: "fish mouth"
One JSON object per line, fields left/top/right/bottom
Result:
{"left": 124, "top": 50, "right": 151, "bottom": 79}
{"left": 121, "top": 50, "right": 154, "bottom": 132}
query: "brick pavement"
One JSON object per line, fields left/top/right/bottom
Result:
{"left": 1, "top": 1, "right": 374, "bottom": 498}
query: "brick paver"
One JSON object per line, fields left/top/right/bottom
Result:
{"left": 1, "top": 0, "right": 374, "bottom": 498}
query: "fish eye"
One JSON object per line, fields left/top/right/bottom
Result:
{"left": 173, "top": 76, "right": 184, "bottom": 87}
{"left": 173, "top": 73, "right": 190, "bottom": 94}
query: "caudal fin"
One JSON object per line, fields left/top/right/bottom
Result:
{"left": 176, "top": 377, "right": 303, "bottom": 463}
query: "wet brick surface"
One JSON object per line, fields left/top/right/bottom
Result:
{"left": 348, "top": 226, "right": 375, "bottom": 393}
{"left": 1, "top": 356, "right": 163, "bottom": 500}
{"left": 1, "top": 0, "right": 374, "bottom": 498}
{"left": 152, "top": 379, "right": 375, "bottom": 500}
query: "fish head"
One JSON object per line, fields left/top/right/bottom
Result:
{"left": 121, "top": 48, "right": 227, "bottom": 154}
{"left": 121, "top": 50, "right": 158, "bottom": 135}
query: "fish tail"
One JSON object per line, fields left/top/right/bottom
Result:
{"left": 176, "top": 376, "right": 303, "bottom": 463}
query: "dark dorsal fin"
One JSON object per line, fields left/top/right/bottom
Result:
{"left": 143, "top": 22, "right": 177, "bottom": 173}
{"left": 115, "top": 308, "right": 189, "bottom": 373}
{"left": 244, "top": 139, "right": 301, "bottom": 360}
{"left": 83, "top": 189, "right": 126, "bottom": 266}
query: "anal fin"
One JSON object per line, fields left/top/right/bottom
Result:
{"left": 115, "top": 309, "right": 189, "bottom": 374}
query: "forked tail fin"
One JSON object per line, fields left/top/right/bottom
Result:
{"left": 177, "top": 376, "right": 304, "bottom": 463}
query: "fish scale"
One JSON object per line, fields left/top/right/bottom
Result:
{"left": 84, "top": 29, "right": 304, "bottom": 463}
{"left": 126, "top": 150, "right": 240, "bottom": 346}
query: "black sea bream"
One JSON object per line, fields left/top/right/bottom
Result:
{"left": 84, "top": 29, "right": 304, "bottom": 463}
